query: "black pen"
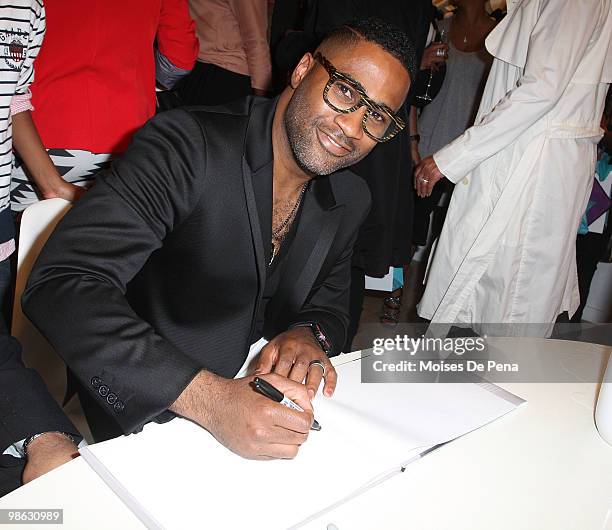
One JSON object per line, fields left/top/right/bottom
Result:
{"left": 252, "top": 377, "right": 321, "bottom": 431}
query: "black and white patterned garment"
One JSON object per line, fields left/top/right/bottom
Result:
{"left": 0, "top": 0, "right": 45, "bottom": 229}
{"left": 11, "top": 148, "right": 112, "bottom": 212}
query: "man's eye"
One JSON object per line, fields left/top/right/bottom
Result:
{"left": 336, "top": 82, "right": 354, "bottom": 100}
{"left": 367, "top": 108, "right": 385, "bottom": 122}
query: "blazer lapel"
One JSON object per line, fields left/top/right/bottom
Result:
{"left": 241, "top": 97, "right": 278, "bottom": 294}
{"left": 270, "top": 176, "right": 344, "bottom": 318}
{"left": 241, "top": 157, "right": 266, "bottom": 293}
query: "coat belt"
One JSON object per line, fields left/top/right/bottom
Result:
{"left": 545, "top": 124, "right": 603, "bottom": 139}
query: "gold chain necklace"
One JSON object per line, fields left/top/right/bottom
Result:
{"left": 269, "top": 182, "right": 308, "bottom": 266}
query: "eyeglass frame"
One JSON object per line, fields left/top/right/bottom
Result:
{"left": 313, "top": 52, "right": 405, "bottom": 143}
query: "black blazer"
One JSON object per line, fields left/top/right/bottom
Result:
{"left": 22, "top": 97, "right": 370, "bottom": 436}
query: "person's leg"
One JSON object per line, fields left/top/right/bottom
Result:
{"left": 0, "top": 258, "right": 12, "bottom": 333}
{"left": 0, "top": 257, "right": 24, "bottom": 496}
{"left": 0, "top": 460, "right": 24, "bottom": 497}
{"left": 572, "top": 232, "right": 607, "bottom": 322}
{"left": 380, "top": 268, "right": 404, "bottom": 326}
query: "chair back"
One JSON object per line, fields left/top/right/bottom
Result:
{"left": 11, "top": 198, "right": 72, "bottom": 403}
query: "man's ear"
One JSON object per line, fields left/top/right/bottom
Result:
{"left": 290, "top": 52, "right": 315, "bottom": 89}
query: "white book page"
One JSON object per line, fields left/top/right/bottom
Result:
{"left": 83, "top": 357, "right": 523, "bottom": 529}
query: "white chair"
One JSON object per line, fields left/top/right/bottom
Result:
{"left": 11, "top": 199, "right": 93, "bottom": 441}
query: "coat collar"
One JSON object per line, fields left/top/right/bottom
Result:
{"left": 485, "top": 0, "right": 529, "bottom": 68}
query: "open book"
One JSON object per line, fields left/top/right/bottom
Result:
{"left": 80, "top": 353, "right": 524, "bottom": 529}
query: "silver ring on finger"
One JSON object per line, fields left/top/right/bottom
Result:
{"left": 420, "top": 177, "right": 429, "bottom": 183}
{"left": 436, "top": 49, "right": 446, "bottom": 57}
{"left": 308, "top": 359, "right": 326, "bottom": 375}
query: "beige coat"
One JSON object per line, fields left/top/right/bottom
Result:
{"left": 418, "top": 0, "right": 612, "bottom": 336}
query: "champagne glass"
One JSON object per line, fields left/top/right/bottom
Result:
{"left": 415, "top": 27, "right": 447, "bottom": 103}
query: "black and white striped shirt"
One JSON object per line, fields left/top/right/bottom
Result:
{"left": 0, "top": 0, "right": 45, "bottom": 247}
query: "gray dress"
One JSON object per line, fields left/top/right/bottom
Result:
{"left": 412, "top": 17, "right": 494, "bottom": 246}
{"left": 419, "top": 17, "right": 494, "bottom": 158}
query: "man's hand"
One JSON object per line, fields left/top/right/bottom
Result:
{"left": 22, "top": 433, "right": 79, "bottom": 484}
{"left": 254, "top": 327, "right": 337, "bottom": 399}
{"left": 171, "top": 372, "right": 313, "bottom": 460}
{"left": 415, "top": 155, "right": 445, "bottom": 197}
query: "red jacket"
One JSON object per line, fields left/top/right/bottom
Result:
{"left": 31, "top": 0, "right": 198, "bottom": 154}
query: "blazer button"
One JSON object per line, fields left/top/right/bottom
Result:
{"left": 106, "top": 393, "right": 118, "bottom": 405}
{"left": 462, "top": 177, "right": 469, "bottom": 185}
{"left": 91, "top": 376, "right": 101, "bottom": 388}
{"left": 98, "top": 385, "right": 109, "bottom": 397}
{"left": 113, "top": 401, "right": 125, "bottom": 414}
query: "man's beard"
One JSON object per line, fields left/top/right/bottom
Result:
{"left": 284, "top": 84, "right": 363, "bottom": 176}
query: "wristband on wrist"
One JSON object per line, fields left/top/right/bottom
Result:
{"left": 23, "top": 431, "right": 76, "bottom": 458}
{"left": 291, "top": 322, "right": 332, "bottom": 356}
{"left": 410, "top": 134, "right": 420, "bottom": 143}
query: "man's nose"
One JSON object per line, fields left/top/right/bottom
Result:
{"left": 334, "top": 107, "right": 366, "bottom": 140}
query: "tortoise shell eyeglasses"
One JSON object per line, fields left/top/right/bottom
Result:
{"left": 314, "top": 52, "right": 405, "bottom": 142}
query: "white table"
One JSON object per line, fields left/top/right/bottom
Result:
{"left": 2, "top": 338, "right": 611, "bottom": 530}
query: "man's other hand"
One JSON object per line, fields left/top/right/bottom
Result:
{"left": 22, "top": 433, "right": 79, "bottom": 484}
{"left": 171, "top": 372, "right": 313, "bottom": 460}
{"left": 254, "top": 327, "right": 337, "bottom": 399}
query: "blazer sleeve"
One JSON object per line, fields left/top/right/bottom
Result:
{"left": 22, "top": 109, "right": 208, "bottom": 435}
{"left": 434, "top": 0, "right": 604, "bottom": 184}
{"left": 0, "top": 335, "right": 78, "bottom": 459}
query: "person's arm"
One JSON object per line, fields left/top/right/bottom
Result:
{"left": 155, "top": 49, "right": 190, "bottom": 90}
{"left": 12, "top": 111, "right": 85, "bottom": 202}
{"left": 0, "top": 336, "right": 80, "bottom": 483}
{"left": 21, "top": 432, "right": 78, "bottom": 484}
{"left": 232, "top": 0, "right": 273, "bottom": 93}
{"left": 169, "top": 370, "right": 312, "bottom": 459}
{"left": 157, "top": 0, "right": 199, "bottom": 72}
{"left": 22, "top": 110, "right": 208, "bottom": 436}
{"left": 155, "top": 0, "right": 198, "bottom": 89}
{"left": 432, "top": 0, "right": 605, "bottom": 184}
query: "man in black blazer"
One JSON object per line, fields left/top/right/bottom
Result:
{"left": 22, "top": 19, "right": 416, "bottom": 459}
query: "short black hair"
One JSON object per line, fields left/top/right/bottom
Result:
{"left": 319, "top": 17, "right": 417, "bottom": 82}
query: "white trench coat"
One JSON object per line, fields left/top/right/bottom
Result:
{"left": 418, "top": 0, "right": 612, "bottom": 336}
